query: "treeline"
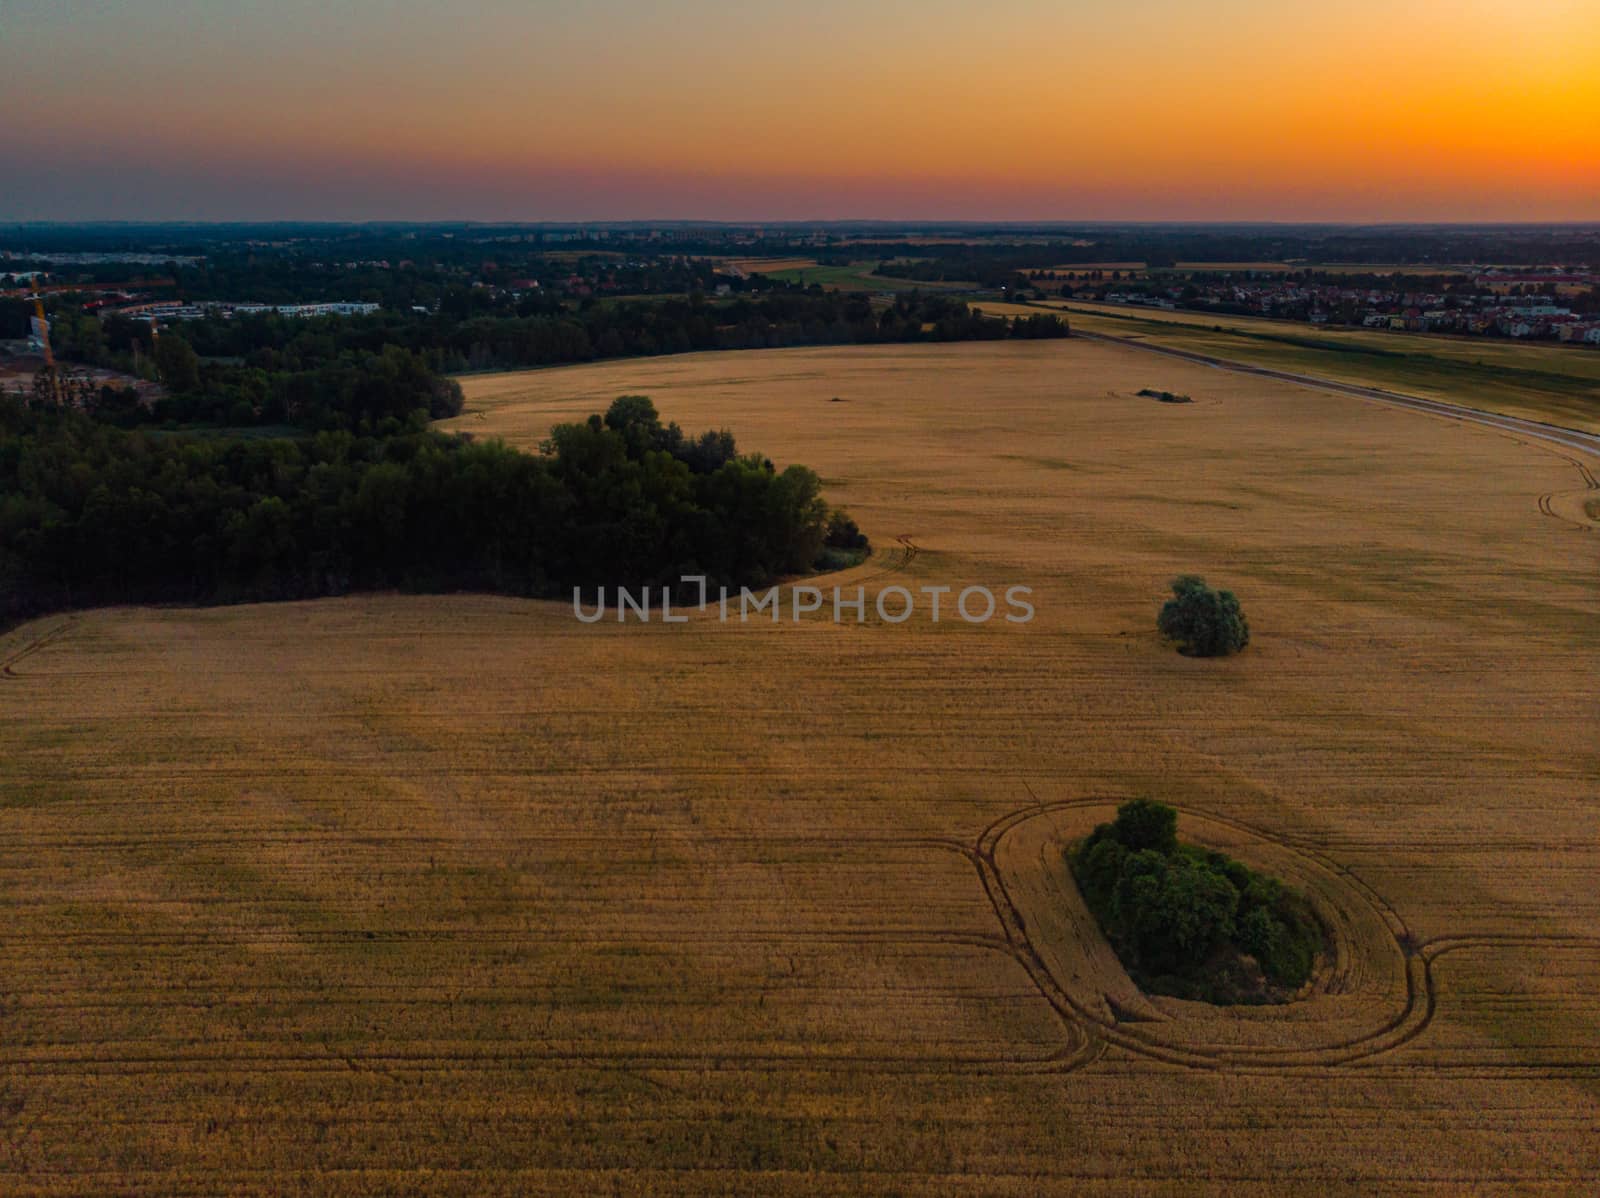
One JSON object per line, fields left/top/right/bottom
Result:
{"left": 48, "top": 291, "right": 1065, "bottom": 430}
{"left": 167, "top": 290, "right": 1057, "bottom": 368}
{"left": 874, "top": 257, "right": 1032, "bottom": 289}
{"left": 163, "top": 252, "right": 726, "bottom": 309}
{"left": 0, "top": 394, "right": 861, "bottom": 626}
{"left": 865, "top": 228, "right": 1600, "bottom": 273}
{"left": 10, "top": 224, "right": 1600, "bottom": 277}
{"left": 425, "top": 291, "right": 1064, "bottom": 368}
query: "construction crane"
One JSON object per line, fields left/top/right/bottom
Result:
{"left": 30, "top": 296, "right": 63, "bottom": 406}
{"left": 146, "top": 311, "right": 162, "bottom": 398}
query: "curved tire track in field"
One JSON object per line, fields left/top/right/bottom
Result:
{"left": 1535, "top": 450, "right": 1599, "bottom": 532}
{"left": 844, "top": 533, "right": 920, "bottom": 590}
{"left": 6, "top": 1031, "right": 1075, "bottom": 1079}
{"left": 4, "top": 929, "right": 1093, "bottom": 1080}
{"left": 0, "top": 616, "right": 79, "bottom": 680}
{"left": 970, "top": 798, "right": 1438, "bottom": 1071}
{"left": 2, "top": 826, "right": 1097, "bottom": 1079}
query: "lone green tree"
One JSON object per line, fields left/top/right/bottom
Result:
{"left": 153, "top": 332, "right": 201, "bottom": 394}
{"left": 1158, "top": 575, "right": 1249, "bottom": 657}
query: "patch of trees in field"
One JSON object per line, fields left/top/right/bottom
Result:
{"left": 1070, "top": 800, "right": 1324, "bottom": 1004}
{"left": 1158, "top": 576, "right": 1249, "bottom": 656}
{"left": 0, "top": 394, "right": 860, "bottom": 625}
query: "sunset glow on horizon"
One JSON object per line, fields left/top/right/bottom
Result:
{"left": 4, "top": 0, "right": 1598, "bottom": 222}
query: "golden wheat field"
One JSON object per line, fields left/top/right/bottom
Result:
{"left": 5, "top": 339, "right": 1600, "bottom": 1195}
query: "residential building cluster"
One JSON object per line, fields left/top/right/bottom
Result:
{"left": 97, "top": 300, "right": 382, "bottom": 323}
{"left": 1090, "top": 275, "right": 1600, "bottom": 345}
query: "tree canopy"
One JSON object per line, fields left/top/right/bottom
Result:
{"left": 1157, "top": 575, "right": 1250, "bottom": 657}
{"left": 46, "top": 291, "right": 1065, "bottom": 433}
{"left": 0, "top": 394, "right": 857, "bottom": 625}
{"left": 1070, "top": 800, "right": 1323, "bottom": 1003}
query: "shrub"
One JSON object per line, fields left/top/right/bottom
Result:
{"left": 1157, "top": 575, "right": 1249, "bottom": 657}
{"left": 1250, "top": 891, "right": 1321, "bottom": 985}
{"left": 1075, "top": 835, "right": 1128, "bottom": 905}
{"left": 824, "top": 509, "right": 867, "bottom": 550}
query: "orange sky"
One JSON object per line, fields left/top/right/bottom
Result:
{"left": 4, "top": 0, "right": 1597, "bottom": 220}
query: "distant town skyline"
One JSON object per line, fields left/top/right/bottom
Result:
{"left": 4, "top": 0, "right": 1596, "bottom": 223}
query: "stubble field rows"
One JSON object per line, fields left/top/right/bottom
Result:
{"left": 3, "top": 339, "right": 1598, "bottom": 1194}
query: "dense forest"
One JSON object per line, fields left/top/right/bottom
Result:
{"left": 0, "top": 394, "right": 861, "bottom": 626}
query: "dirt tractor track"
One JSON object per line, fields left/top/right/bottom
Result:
{"left": 971, "top": 798, "right": 1600, "bottom": 1077}
{"left": 4, "top": 485, "right": 1597, "bottom": 1082}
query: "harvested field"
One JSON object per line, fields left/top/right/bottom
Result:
{"left": 1031, "top": 264, "right": 1479, "bottom": 276}
{"left": 1048, "top": 302, "right": 1600, "bottom": 433}
{"left": 1173, "top": 263, "right": 1476, "bottom": 276}
{"left": 4, "top": 339, "right": 1600, "bottom": 1193}
{"left": 753, "top": 260, "right": 973, "bottom": 292}
{"left": 972, "top": 300, "right": 1067, "bottom": 320}
{"left": 717, "top": 256, "right": 820, "bottom": 274}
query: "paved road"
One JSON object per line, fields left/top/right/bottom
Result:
{"left": 1077, "top": 330, "right": 1600, "bottom": 460}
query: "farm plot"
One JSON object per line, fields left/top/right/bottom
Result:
{"left": 1045, "top": 302, "right": 1600, "bottom": 433}
{"left": 4, "top": 339, "right": 1599, "bottom": 1193}
{"left": 752, "top": 260, "right": 973, "bottom": 293}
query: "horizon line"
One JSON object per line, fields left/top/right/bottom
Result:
{"left": 6, "top": 218, "right": 1600, "bottom": 230}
